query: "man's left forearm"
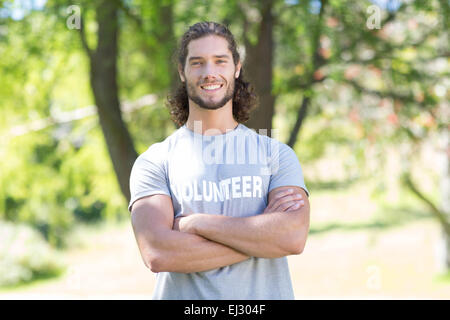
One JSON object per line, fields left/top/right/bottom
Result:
{"left": 179, "top": 208, "right": 309, "bottom": 258}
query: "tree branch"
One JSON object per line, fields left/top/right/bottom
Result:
{"left": 343, "top": 78, "right": 424, "bottom": 107}
{"left": 117, "top": 0, "right": 144, "bottom": 31}
{"left": 237, "top": 1, "right": 252, "bottom": 51}
{"left": 402, "top": 172, "right": 450, "bottom": 234}
{"left": 346, "top": 27, "right": 442, "bottom": 66}
{"left": 337, "top": 2, "right": 407, "bottom": 61}
{"left": 287, "top": 95, "right": 310, "bottom": 148}
{"left": 78, "top": 11, "right": 93, "bottom": 59}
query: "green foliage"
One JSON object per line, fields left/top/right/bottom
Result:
{"left": 0, "top": 221, "right": 64, "bottom": 287}
{"left": 2, "top": 119, "right": 128, "bottom": 247}
{"left": 0, "top": 3, "right": 130, "bottom": 251}
{"left": 127, "top": 98, "right": 176, "bottom": 152}
{"left": 0, "top": 0, "right": 449, "bottom": 284}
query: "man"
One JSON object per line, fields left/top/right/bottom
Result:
{"left": 129, "top": 21, "right": 310, "bottom": 300}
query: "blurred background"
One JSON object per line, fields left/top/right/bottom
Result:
{"left": 0, "top": 0, "right": 448, "bottom": 299}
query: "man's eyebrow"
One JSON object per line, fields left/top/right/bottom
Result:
{"left": 188, "top": 54, "right": 231, "bottom": 61}
{"left": 188, "top": 56, "right": 203, "bottom": 61}
{"left": 214, "top": 54, "right": 231, "bottom": 59}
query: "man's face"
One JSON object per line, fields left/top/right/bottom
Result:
{"left": 180, "top": 35, "right": 241, "bottom": 110}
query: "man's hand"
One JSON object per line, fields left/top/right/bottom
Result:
{"left": 263, "top": 188, "right": 304, "bottom": 214}
{"left": 170, "top": 187, "right": 309, "bottom": 258}
{"left": 173, "top": 214, "right": 198, "bottom": 233}
{"left": 173, "top": 188, "right": 305, "bottom": 233}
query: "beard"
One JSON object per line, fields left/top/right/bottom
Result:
{"left": 186, "top": 79, "right": 235, "bottom": 110}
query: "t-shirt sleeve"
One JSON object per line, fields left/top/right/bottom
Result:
{"left": 268, "top": 141, "right": 309, "bottom": 197}
{"left": 128, "top": 144, "right": 171, "bottom": 212}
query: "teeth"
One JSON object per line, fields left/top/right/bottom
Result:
{"left": 202, "top": 84, "right": 221, "bottom": 90}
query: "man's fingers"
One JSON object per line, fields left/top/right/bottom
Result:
{"left": 278, "top": 199, "right": 304, "bottom": 212}
{"left": 173, "top": 215, "right": 186, "bottom": 230}
{"left": 284, "top": 200, "right": 304, "bottom": 211}
{"left": 265, "top": 190, "right": 304, "bottom": 213}
{"left": 274, "top": 188, "right": 295, "bottom": 199}
{"left": 266, "top": 198, "right": 305, "bottom": 213}
{"left": 270, "top": 193, "right": 302, "bottom": 210}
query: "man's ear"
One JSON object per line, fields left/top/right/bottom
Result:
{"left": 178, "top": 63, "right": 185, "bottom": 83}
{"left": 235, "top": 60, "right": 242, "bottom": 78}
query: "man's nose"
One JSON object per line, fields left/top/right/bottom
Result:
{"left": 202, "top": 74, "right": 218, "bottom": 83}
{"left": 202, "top": 62, "right": 218, "bottom": 79}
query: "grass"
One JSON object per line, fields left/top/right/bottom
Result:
{"left": 1, "top": 171, "right": 449, "bottom": 299}
{"left": 0, "top": 271, "right": 64, "bottom": 292}
{"left": 310, "top": 204, "right": 432, "bottom": 235}
{"left": 434, "top": 271, "right": 450, "bottom": 284}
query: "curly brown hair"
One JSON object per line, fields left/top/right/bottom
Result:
{"left": 166, "top": 21, "right": 258, "bottom": 127}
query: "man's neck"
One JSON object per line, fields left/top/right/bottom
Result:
{"left": 185, "top": 101, "right": 239, "bottom": 136}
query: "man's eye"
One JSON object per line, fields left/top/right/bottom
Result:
{"left": 217, "top": 60, "right": 227, "bottom": 64}
{"left": 191, "top": 61, "right": 201, "bottom": 66}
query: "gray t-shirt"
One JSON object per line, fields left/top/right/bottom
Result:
{"left": 128, "top": 122, "right": 309, "bottom": 300}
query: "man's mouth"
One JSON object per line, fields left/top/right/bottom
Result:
{"left": 200, "top": 83, "right": 224, "bottom": 92}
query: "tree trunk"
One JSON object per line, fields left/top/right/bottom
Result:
{"left": 158, "top": 2, "right": 178, "bottom": 94}
{"left": 88, "top": 0, "right": 137, "bottom": 202}
{"left": 287, "top": 0, "right": 327, "bottom": 148}
{"left": 243, "top": 0, "right": 275, "bottom": 133}
{"left": 287, "top": 96, "right": 310, "bottom": 148}
{"left": 441, "top": 130, "right": 450, "bottom": 270}
{"left": 401, "top": 136, "right": 450, "bottom": 271}
{"left": 439, "top": 0, "right": 450, "bottom": 270}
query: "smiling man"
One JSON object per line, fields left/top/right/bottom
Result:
{"left": 129, "top": 21, "right": 310, "bottom": 300}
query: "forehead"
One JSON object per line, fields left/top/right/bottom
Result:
{"left": 187, "top": 35, "right": 232, "bottom": 59}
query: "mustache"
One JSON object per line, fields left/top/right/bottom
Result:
{"left": 197, "top": 78, "right": 226, "bottom": 84}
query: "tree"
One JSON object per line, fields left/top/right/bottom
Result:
{"left": 275, "top": 0, "right": 449, "bottom": 268}
{"left": 238, "top": 0, "right": 276, "bottom": 132}
{"left": 76, "top": 0, "right": 137, "bottom": 202}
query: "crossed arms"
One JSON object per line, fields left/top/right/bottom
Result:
{"left": 130, "top": 186, "right": 310, "bottom": 273}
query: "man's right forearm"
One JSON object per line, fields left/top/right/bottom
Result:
{"left": 131, "top": 196, "right": 249, "bottom": 274}
{"left": 148, "top": 229, "right": 249, "bottom": 273}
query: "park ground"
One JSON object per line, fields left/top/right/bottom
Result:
{"left": 1, "top": 178, "right": 449, "bottom": 300}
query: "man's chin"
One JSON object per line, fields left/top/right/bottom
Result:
{"left": 190, "top": 96, "right": 231, "bottom": 110}
{"left": 198, "top": 103, "right": 226, "bottom": 110}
